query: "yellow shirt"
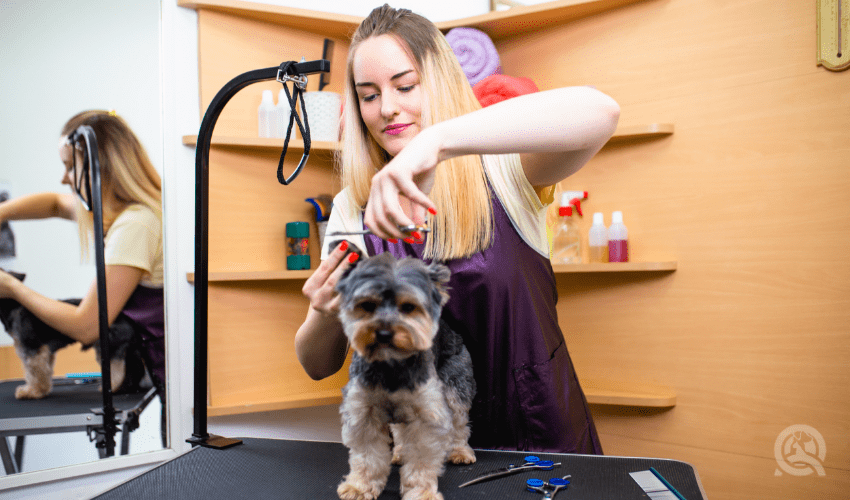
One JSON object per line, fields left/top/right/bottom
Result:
{"left": 104, "top": 204, "right": 163, "bottom": 287}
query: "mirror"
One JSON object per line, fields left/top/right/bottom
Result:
{"left": 0, "top": 0, "right": 165, "bottom": 476}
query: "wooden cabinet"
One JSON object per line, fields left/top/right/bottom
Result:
{"left": 179, "top": 0, "right": 676, "bottom": 417}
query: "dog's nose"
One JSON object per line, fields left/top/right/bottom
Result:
{"left": 374, "top": 329, "right": 393, "bottom": 344}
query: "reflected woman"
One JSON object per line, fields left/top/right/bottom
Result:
{"left": 0, "top": 110, "right": 165, "bottom": 445}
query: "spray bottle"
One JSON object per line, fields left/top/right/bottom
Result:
{"left": 551, "top": 192, "right": 583, "bottom": 264}
{"left": 258, "top": 90, "right": 275, "bottom": 138}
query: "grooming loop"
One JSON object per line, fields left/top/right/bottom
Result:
{"left": 276, "top": 68, "right": 308, "bottom": 89}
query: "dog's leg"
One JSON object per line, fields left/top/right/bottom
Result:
{"left": 390, "top": 423, "right": 405, "bottom": 465}
{"left": 14, "top": 344, "right": 54, "bottom": 400}
{"left": 444, "top": 388, "right": 476, "bottom": 465}
{"left": 338, "top": 386, "right": 393, "bottom": 500}
{"left": 110, "top": 358, "right": 126, "bottom": 393}
{"left": 398, "top": 383, "right": 451, "bottom": 500}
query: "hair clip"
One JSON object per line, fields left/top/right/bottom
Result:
{"left": 108, "top": 109, "right": 117, "bottom": 117}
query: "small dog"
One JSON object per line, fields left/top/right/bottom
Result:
{"left": 0, "top": 270, "right": 148, "bottom": 400}
{"left": 334, "top": 247, "right": 476, "bottom": 500}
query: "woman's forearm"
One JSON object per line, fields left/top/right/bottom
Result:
{"left": 435, "top": 86, "right": 620, "bottom": 159}
{"left": 294, "top": 307, "right": 349, "bottom": 380}
{"left": 6, "top": 279, "right": 98, "bottom": 345}
{"left": 0, "top": 192, "right": 76, "bottom": 222}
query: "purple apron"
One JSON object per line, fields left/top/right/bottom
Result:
{"left": 121, "top": 285, "right": 165, "bottom": 392}
{"left": 363, "top": 184, "right": 602, "bottom": 454}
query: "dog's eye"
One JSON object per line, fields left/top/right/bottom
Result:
{"left": 358, "top": 301, "right": 377, "bottom": 313}
{"left": 399, "top": 303, "right": 417, "bottom": 314}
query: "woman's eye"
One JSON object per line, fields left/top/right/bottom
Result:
{"left": 398, "top": 85, "right": 415, "bottom": 93}
{"left": 399, "top": 303, "right": 416, "bottom": 314}
{"left": 361, "top": 94, "right": 378, "bottom": 103}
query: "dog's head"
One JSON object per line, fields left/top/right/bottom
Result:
{"left": 335, "top": 252, "right": 450, "bottom": 363}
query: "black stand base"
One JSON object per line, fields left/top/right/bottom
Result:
{"left": 187, "top": 434, "right": 243, "bottom": 450}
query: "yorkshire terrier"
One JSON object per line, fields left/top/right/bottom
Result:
{"left": 333, "top": 246, "right": 476, "bottom": 500}
{"left": 0, "top": 270, "right": 148, "bottom": 399}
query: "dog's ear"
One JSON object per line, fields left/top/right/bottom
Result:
{"left": 426, "top": 262, "right": 451, "bottom": 306}
{"left": 1, "top": 269, "right": 25, "bottom": 282}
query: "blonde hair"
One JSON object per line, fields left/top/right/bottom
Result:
{"left": 340, "top": 4, "right": 494, "bottom": 261}
{"left": 61, "top": 110, "right": 162, "bottom": 258}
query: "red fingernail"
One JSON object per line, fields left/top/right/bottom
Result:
{"left": 388, "top": 239, "right": 398, "bottom": 244}
{"left": 339, "top": 241, "right": 348, "bottom": 252}
{"left": 348, "top": 253, "right": 360, "bottom": 264}
{"left": 404, "top": 238, "right": 415, "bottom": 244}
{"left": 412, "top": 232, "right": 422, "bottom": 240}
{"left": 428, "top": 207, "right": 437, "bottom": 215}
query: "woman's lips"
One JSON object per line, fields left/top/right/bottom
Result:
{"left": 383, "top": 124, "right": 411, "bottom": 135}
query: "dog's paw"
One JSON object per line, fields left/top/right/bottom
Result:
{"left": 337, "top": 479, "right": 381, "bottom": 500}
{"left": 15, "top": 384, "right": 47, "bottom": 400}
{"left": 447, "top": 445, "right": 476, "bottom": 465}
{"left": 401, "top": 487, "right": 443, "bottom": 500}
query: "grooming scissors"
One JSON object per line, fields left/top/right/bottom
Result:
{"left": 526, "top": 476, "right": 571, "bottom": 499}
{"left": 327, "top": 225, "right": 431, "bottom": 237}
{"left": 458, "top": 456, "right": 561, "bottom": 488}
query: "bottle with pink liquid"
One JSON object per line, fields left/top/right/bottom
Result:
{"left": 607, "top": 211, "right": 629, "bottom": 262}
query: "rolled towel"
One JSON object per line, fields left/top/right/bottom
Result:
{"left": 445, "top": 27, "right": 502, "bottom": 86}
{"left": 472, "top": 74, "right": 540, "bottom": 108}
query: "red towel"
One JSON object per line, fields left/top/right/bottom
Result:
{"left": 473, "top": 74, "right": 539, "bottom": 108}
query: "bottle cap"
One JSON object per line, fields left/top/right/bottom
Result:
{"left": 593, "top": 212, "right": 604, "bottom": 225}
{"left": 261, "top": 89, "right": 274, "bottom": 104}
{"left": 559, "top": 192, "right": 572, "bottom": 208}
{"left": 558, "top": 206, "right": 573, "bottom": 217}
{"left": 612, "top": 211, "right": 623, "bottom": 224}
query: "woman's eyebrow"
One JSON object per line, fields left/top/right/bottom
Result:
{"left": 355, "top": 69, "right": 415, "bottom": 88}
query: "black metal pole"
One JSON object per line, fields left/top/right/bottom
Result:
{"left": 188, "top": 59, "right": 329, "bottom": 449}
{"left": 72, "top": 125, "right": 117, "bottom": 458}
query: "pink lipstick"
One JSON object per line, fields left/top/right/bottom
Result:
{"left": 384, "top": 124, "right": 411, "bottom": 135}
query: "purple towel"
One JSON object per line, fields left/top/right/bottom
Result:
{"left": 445, "top": 27, "right": 502, "bottom": 86}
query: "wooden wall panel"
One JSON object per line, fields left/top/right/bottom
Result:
{"left": 499, "top": 1, "right": 849, "bottom": 498}
{"left": 1, "top": 345, "right": 102, "bottom": 380}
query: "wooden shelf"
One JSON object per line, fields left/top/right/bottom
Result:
{"left": 182, "top": 135, "right": 339, "bottom": 151}
{"left": 179, "top": 0, "right": 651, "bottom": 41}
{"left": 207, "top": 378, "right": 675, "bottom": 416}
{"left": 182, "top": 124, "right": 673, "bottom": 152}
{"left": 552, "top": 261, "right": 677, "bottom": 273}
{"left": 189, "top": 261, "right": 676, "bottom": 283}
{"left": 436, "top": 0, "right": 652, "bottom": 40}
{"left": 177, "top": 0, "right": 362, "bottom": 38}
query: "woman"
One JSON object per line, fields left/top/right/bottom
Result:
{"left": 295, "top": 5, "right": 619, "bottom": 453}
{"left": 0, "top": 110, "right": 165, "bottom": 445}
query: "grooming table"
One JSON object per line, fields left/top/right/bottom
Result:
{"left": 95, "top": 437, "right": 707, "bottom": 499}
{"left": 0, "top": 378, "right": 157, "bottom": 474}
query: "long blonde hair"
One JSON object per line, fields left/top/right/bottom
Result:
{"left": 340, "top": 4, "right": 493, "bottom": 261}
{"left": 61, "top": 110, "right": 162, "bottom": 257}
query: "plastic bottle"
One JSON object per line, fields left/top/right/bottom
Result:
{"left": 551, "top": 193, "right": 583, "bottom": 264}
{"left": 275, "top": 88, "right": 292, "bottom": 139}
{"left": 588, "top": 212, "right": 608, "bottom": 263}
{"left": 258, "top": 90, "right": 275, "bottom": 138}
{"left": 608, "top": 211, "right": 629, "bottom": 262}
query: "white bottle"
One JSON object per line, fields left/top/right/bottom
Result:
{"left": 608, "top": 211, "right": 629, "bottom": 262}
{"left": 588, "top": 212, "right": 608, "bottom": 263}
{"left": 275, "top": 88, "right": 292, "bottom": 139}
{"left": 258, "top": 90, "right": 275, "bottom": 138}
{"left": 551, "top": 193, "right": 582, "bottom": 264}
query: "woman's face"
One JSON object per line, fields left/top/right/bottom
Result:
{"left": 352, "top": 35, "right": 423, "bottom": 157}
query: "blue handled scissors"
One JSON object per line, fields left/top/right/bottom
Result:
{"left": 458, "top": 456, "right": 561, "bottom": 488}
{"left": 526, "top": 475, "right": 571, "bottom": 499}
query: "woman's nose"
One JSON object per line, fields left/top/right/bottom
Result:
{"left": 381, "top": 93, "right": 399, "bottom": 119}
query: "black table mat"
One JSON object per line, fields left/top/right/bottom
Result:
{"left": 96, "top": 438, "right": 706, "bottom": 499}
{"left": 0, "top": 379, "right": 149, "bottom": 419}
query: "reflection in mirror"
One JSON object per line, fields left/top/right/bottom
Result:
{"left": 0, "top": 0, "right": 164, "bottom": 475}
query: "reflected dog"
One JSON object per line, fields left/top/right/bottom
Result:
{"left": 333, "top": 247, "right": 476, "bottom": 500}
{"left": 0, "top": 270, "right": 148, "bottom": 399}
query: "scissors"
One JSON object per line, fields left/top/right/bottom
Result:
{"left": 458, "top": 456, "right": 561, "bottom": 488}
{"left": 526, "top": 476, "right": 571, "bottom": 499}
{"left": 327, "top": 225, "right": 431, "bottom": 237}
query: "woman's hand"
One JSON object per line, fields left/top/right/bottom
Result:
{"left": 363, "top": 127, "right": 442, "bottom": 240}
{"left": 301, "top": 241, "right": 361, "bottom": 317}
